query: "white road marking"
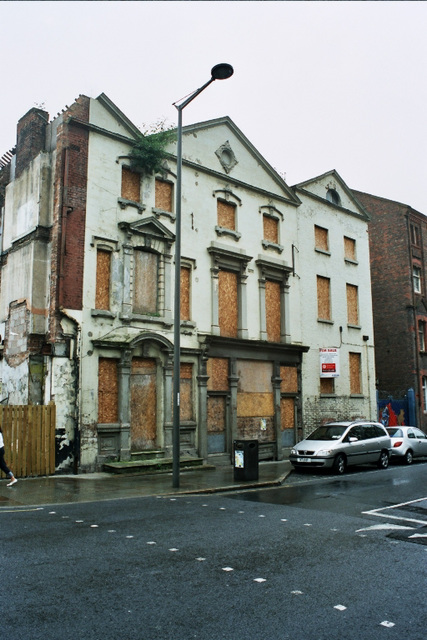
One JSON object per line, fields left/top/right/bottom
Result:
{"left": 222, "top": 567, "right": 234, "bottom": 572}
{"left": 362, "top": 497, "right": 427, "bottom": 527}
{"left": 356, "top": 523, "right": 413, "bottom": 533}
{"left": 196, "top": 557, "right": 206, "bottom": 562}
{"left": 334, "top": 605, "right": 347, "bottom": 611}
{"left": 380, "top": 621, "right": 395, "bottom": 628}
{"left": 409, "top": 533, "right": 427, "bottom": 539}
{"left": 254, "top": 578, "right": 266, "bottom": 583}
{"left": 291, "top": 590, "right": 303, "bottom": 595}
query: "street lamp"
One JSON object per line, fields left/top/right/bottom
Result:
{"left": 172, "top": 64, "right": 234, "bottom": 488}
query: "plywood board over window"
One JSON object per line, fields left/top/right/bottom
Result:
{"left": 263, "top": 215, "right": 279, "bottom": 244}
{"left": 180, "top": 266, "right": 191, "bottom": 321}
{"left": 280, "top": 366, "right": 298, "bottom": 393}
{"left": 155, "top": 179, "right": 173, "bottom": 212}
{"left": 280, "top": 397, "right": 295, "bottom": 431}
{"left": 265, "top": 279, "right": 281, "bottom": 342}
{"left": 344, "top": 236, "right": 356, "bottom": 261}
{"left": 131, "top": 357, "right": 157, "bottom": 450}
{"left": 95, "top": 249, "right": 111, "bottom": 310}
{"left": 349, "top": 352, "right": 361, "bottom": 394}
{"left": 180, "top": 363, "right": 194, "bottom": 422}
{"left": 317, "top": 276, "right": 331, "bottom": 320}
{"left": 133, "top": 250, "right": 158, "bottom": 314}
{"left": 98, "top": 358, "right": 119, "bottom": 423}
{"left": 121, "top": 167, "right": 140, "bottom": 202}
{"left": 218, "top": 269, "right": 238, "bottom": 337}
{"left": 315, "top": 225, "right": 329, "bottom": 252}
{"left": 320, "top": 378, "right": 335, "bottom": 394}
{"left": 207, "top": 358, "right": 229, "bottom": 391}
{"left": 346, "top": 284, "right": 359, "bottom": 325}
{"left": 217, "top": 200, "right": 236, "bottom": 230}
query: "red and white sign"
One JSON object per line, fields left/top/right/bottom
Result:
{"left": 319, "top": 348, "right": 340, "bottom": 378}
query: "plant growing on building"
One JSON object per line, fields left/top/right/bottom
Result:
{"left": 129, "top": 119, "right": 176, "bottom": 176}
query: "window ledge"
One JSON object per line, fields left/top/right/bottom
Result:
{"left": 91, "top": 309, "right": 115, "bottom": 318}
{"left": 345, "top": 258, "right": 358, "bottom": 266}
{"left": 315, "top": 248, "right": 331, "bottom": 256}
{"left": 347, "top": 324, "right": 361, "bottom": 330}
{"left": 120, "top": 312, "right": 173, "bottom": 328}
{"left": 262, "top": 239, "right": 283, "bottom": 253}
{"left": 152, "top": 207, "right": 176, "bottom": 222}
{"left": 350, "top": 394, "right": 364, "bottom": 399}
{"left": 320, "top": 394, "right": 337, "bottom": 398}
{"left": 317, "top": 318, "right": 334, "bottom": 325}
{"left": 118, "top": 197, "right": 145, "bottom": 213}
{"left": 215, "top": 226, "right": 241, "bottom": 241}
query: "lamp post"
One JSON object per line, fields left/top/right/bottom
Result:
{"left": 172, "top": 63, "right": 234, "bottom": 488}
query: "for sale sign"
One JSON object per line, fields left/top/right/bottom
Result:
{"left": 319, "top": 348, "right": 340, "bottom": 378}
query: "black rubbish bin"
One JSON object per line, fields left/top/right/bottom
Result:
{"left": 233, "top": 439, "right": 259, "bottom": 481}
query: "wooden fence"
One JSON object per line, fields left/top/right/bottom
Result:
{"left": 0, "top": 404, "right": 56, "bottom": 478}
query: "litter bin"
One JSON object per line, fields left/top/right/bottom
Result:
{"left": 233, "top": 439, "right": 259, "bottom": 481}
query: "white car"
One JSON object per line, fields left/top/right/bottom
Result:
{"left": 289, "top": 421, "right": 391, "bottom": 475}
{"left": 386, "top": 426, "right": 427, "bottom": 464}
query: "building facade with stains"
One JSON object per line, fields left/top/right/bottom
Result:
{"left": 0, "top": 94, "right": 376, "bottom": 472}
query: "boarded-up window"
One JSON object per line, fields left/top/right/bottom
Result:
{"left": 95, "top": 249, "right": 111, "bottom": 310}
{"left": 237, "top": 360, "right": 274, "bottom": 418}
{"left": 344, "top": 236, "right": 356, "bottom": 261}
{"left": 315, "top": 225, "right": 329, "bottom": 252}
{"left": 280, "top": 397, "right": 295, "bottom": 431}
{"left": 121, "top": 167, "right": 140, "bottom": 202}
{"left": 133, "top": 250, "right": 158, "bottom": 314}
{"left": 346, "top": 284, "right": 359, "bottom": 325}
{"left": 155, "top": 179, "right": 173, "bottom": 212}
{"left": 265, "top": 280, "right": 281, "bottom": 342}
{"left": 207, "top": 358, "right": 229, "bottom": 391}
{"left": 320, "top": 377, "right": 335, "bottom": 394}
{"left": 263, "top": 215, "right": 279, "bottom": 244}
{"left": 280, "top": 366, "right": 298, "bottom": 393}
{"left": 131, "top": 358, "right": 157, "bottom": 450}
{"left": 218, "top": 269, "right": 238, "bottom": 337}
{"left": 98, "top": 358, "right": 119, "bottom": 423}
{"left": 180, "top": 363, "right": 194, "bottom": 421}
{"left": 317, "top": 276, "right": 331, "bottom": 320}
{"left": 217, "top": 200, "right": 236, "bottom": 231}
{"left": 349, "top": 352, "right": 361, "bottom": 394}
{"left": 207, "top": 396, "right": 226, "bottom": 434}
{"left": 180, "top": 266, "right": 191, "bottom": 321}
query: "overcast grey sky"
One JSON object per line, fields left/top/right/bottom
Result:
{"left": 1, "top": 1, "right": 427, "bottom": 211}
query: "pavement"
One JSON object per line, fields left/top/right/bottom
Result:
{"left": 0, "top": 458, "right": 293, "bottom": 509}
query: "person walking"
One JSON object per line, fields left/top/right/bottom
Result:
{"left": 0, "top": 427, "right": 17, "bottom": 486}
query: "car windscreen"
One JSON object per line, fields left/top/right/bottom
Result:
{"left": 306, "top": 425, "right": 347, "bottom": 441}
{"left": 387, "top": 428, "right": 403, "bottom": 437}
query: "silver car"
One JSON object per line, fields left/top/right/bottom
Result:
{"left": 289, "top": 421, "right": 391, "bottom": 475}
{"left": 386, "top": 426, "right": 427, "bottom": 464}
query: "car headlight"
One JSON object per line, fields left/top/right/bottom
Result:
{"left": 290, "top": 448, "right": 297, "bottom": 455}
{"left": 316, "top": 449, "right": 333, "bottom": 456}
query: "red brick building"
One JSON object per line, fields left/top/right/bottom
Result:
{"left": 353, "top": 190, "right": 427, "bottom": 431}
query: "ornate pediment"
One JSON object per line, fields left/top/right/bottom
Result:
{"left": 119, "top": 216, "right": 175, "bottom": 249}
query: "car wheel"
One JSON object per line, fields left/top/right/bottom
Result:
{"left": 404, "top": 449, "right": 413, "bottom": 465}
{"left": 377, "top": 450, "right": 389, "bottom": 469}
{"left": 333, "top": 454, "right": 346, "bottom": 475}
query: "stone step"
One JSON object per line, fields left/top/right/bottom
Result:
{"left": 130, "top": 450, "right": 166, "bottom": 462}
{"left": 103, "top": 456, "right": 212, "bottom": 475}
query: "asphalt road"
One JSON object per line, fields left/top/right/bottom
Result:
{"left": 2, "top": 461, "right": 426, "bottom": 640}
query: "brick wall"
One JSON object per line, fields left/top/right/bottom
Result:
{"left": 354, "top": 191, "right": 427, "bottom": 416}
{"left": 50, "top": 96, "right": 90, "bottom": 340}
{"left": 15, "top": 108, "right": 49, "bottom": 179}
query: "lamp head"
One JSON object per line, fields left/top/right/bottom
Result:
{"left": 211, "top": 63, "right": 234, "bottom": 81}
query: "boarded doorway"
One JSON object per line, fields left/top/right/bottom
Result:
{"left": 131, "top": 357, "right": 157, "bottom": 450}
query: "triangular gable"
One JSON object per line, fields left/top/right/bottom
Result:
{"left": 118, "top": 216, "right": 175, "bottom": 242}
{"left": 168, "top": 116, "right": 300, "bottom": 207}
{"left": 294, "top": 170, "right": 369, "bottom": 220}
{"left": 91, "top": 93, "right": 142, "bottom": 140}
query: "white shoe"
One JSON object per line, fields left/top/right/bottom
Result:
{"left": 7, "top": 478, "right": 17, "bottom": 487}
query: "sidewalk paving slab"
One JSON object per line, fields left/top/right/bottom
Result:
{"left": 0, "top": 460, "right": 293, "bottom": 509}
